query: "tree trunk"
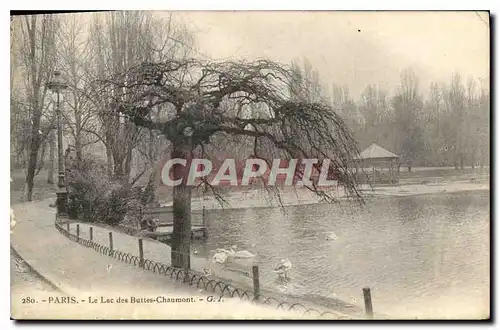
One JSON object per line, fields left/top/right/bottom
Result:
{"left": 47, "top": 129, "right": 55, "bottom": 184}
{"left": 170, "top": 143, "right": 192, "bottom": 270}
{"left": 15, "top": 146, "right": 22, "bottom": 169}
{"left": 75, "top": 134, "right": 82, "bottom": 161}
{"left": 123, "top": 144, "right": 134, "bottom": 184}
{"left": 114, "top": 161, "right": 124, "bottom": 183}
{"left": 26, "top": 141, "right": 38, "bottom": 201}
{"left": 171, "top": 181, "right": 192, "bottom": 269}
{"left": 105, "top": 144, "right": 113, "bottom": 178}
{"left": 35, "top": 140, "right": 47, "bottom": 176}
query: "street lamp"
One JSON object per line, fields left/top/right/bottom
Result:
{"left": 47, "top": 69, "right": 68, "bottom": 216}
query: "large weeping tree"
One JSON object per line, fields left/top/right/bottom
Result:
{"left": 103, "top": 58, "right": 362, "bottom": 269}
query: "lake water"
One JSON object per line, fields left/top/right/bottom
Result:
{"left": 193, "top": 190, "right": 490, "bottom": 319}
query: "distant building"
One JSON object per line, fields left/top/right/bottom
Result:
{"left": 354, "top": 143, "right": 400, "bottom": 185}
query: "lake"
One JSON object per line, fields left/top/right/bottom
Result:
{"left": 193, "top": 190, "right": 490, "bottom": 319}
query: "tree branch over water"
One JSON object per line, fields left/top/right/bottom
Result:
{"left": 101, "top": 57, "right": 363, "bottom": 268}
{"left": 103, "top": 58, "right": 362, "bottom": 199}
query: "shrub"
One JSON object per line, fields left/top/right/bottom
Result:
{"left": 94, "top": 184, "right": 131, "bottom": 226}
{"left": 66, "top": 155, "right": 109, "bottom": 221}
{"left": 66, "top": 153, "right": 159, "bottom": 227}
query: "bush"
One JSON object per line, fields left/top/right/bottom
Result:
{"left": 66, "top": 153, "right": 158, "bottom": 227}
{"left": 66, "top": 155, "right": 109, "bottom": 221}
{"left": 93, "top": 184, "right": 131, "bottom": 226}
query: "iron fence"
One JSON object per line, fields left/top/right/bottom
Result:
{"left": 54, "top": 221, "right": 350, "bottom": 319}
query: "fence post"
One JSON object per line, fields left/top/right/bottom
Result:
{"left": 66, "top": 222, "right": 70, "bottom": 232}
{"left": 363, "top": 287, "right": 373, "bottom": 319}
{"left": 138, "top": 239, "right": 144, "bottom": 268}
{"left": 89, "top": 227, "right": 93, "bottom": 241}
{"left": 252, "top": 265, "right": 260, "bottom": 301}
{"left": 76, "top": 224, "right": 80, "bottom": 240}
{"left": 108, "top": 232, "right": 114, "bottom": 256}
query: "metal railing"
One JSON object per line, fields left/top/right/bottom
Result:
{"left": 54, "top": 221, "right": 351, "bottom": 319}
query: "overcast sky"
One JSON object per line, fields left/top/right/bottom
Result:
{"left": 169, "top": 11, "right": 489, "bottom": 98}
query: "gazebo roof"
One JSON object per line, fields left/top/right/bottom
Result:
{"left": 355, "top": 143, "right": 399, "bottom": 160}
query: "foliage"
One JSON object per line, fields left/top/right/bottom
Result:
{"left": 66, "top": 154, "right": 110, "bottom": 221}
{"left": 66, "top": 152, "right": 158, "bottom": 226}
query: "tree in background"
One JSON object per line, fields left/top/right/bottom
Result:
{"left": 57, "top": 15, "right": 99, "bottom": 163}
{"left": 15, "top": 15, "right": 59, "bottom": 201}
{"left": 476, "top": 83, "right": 490, "bottom": 168}
{"left": 357, "top": 84, "right": 392, "bottom": 150}
{"left": 83, "top": 11, "right": 195, "bottom": 185}
{"left": 392, "top": 68, "right": 424, "bottom": 171}
{"left": 330, "top": 84, "right": 360, "bottom": 135}
{"left": 11, "top": 12, "right": 196, "bottom": 204}
{"left": 421, "top": 82, "right": 445, "bottom": 166}
{"left": 441, "top": 73, "right": 466, "bottom": 169}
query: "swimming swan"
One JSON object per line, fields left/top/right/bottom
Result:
{"left": 212, "top": 251, "right": 229, "bottom": 264}
{"left": 274, "top": 258, "right": 292, "bottom": 280}
{"left": 215, "top": 248, "right": 234, "bottom": 255}
{"left": 325, "top": 232, "right": 339, "bottom": 241}
{"left": 229, "top": 245, "right": 256, "bottom": 259}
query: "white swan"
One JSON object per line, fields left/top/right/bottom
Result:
{"left": 325, "top": 232, "right": 338, "bottom": 241}
{"left": 215, "top": 248, "right": 234, "bottom": 255}
{"left": 212, "top": 251, "right": 228, "bottom": 264}
{"left": 212, "top": 253, "right": 226, "bottom": 264}
{"left": 229, "top": 245, "right": 256, "bottom": 259}
{"left": 274, "top": 258, "right": 292, "bottom": 280}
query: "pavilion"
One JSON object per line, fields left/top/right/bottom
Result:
{"left": 354, "top": 143, "right": 400, "bottom": 185}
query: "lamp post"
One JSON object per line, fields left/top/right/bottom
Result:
{"left": 47, "top": 69, "right": 68, "bottom": 216}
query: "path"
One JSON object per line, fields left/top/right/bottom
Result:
{"left": 10, "top": 199, "right": 349, "bottom": 320}
{"left": 69, "top": 220, "right": 255, "bottom": 283}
